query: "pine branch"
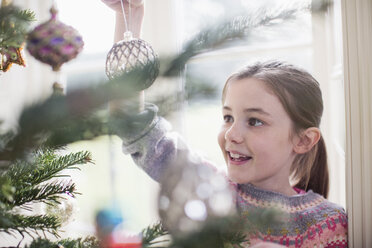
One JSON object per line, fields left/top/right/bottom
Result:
{"left": 142, "top": 222, "right": 170, "bottom": 248}
{"left": 12, "top": 180, "right": 77, "bottom": 208}
{"left": 25, "top": 236, "right": 100, "bottom": 248}
{"left": 0, "top": 68, "right": 143, "bottom": 161}
{"left": 44, "top": 115, "right": 110, "bottom": 148}
{"left": 166, "top": 216, "right": 248, "bottom": 248}
{"left": 5, "top": 149, "right": 92, "bottom": 188}
{"left": 0, "top": 211, "right": 60, "bottom": 238}
{"left": 0, "top": 177, "right": 15, "bottom": 206}
{"left": 0, "top": 4, "right": 35, "bottom": 48}
{"left": 221, "top": 231, "right": 247, "bottom": 248}
{"left": 32, "top": 149, "right": 92, "bottom": 184}
{"left": 0, "top": 149, "right": 91, "bottom": 210}
{"left": 162, "top": 6, "right": 300, "bottom": 77}
{"left": 0, "top": 148, "right": 92, "bottom": 244}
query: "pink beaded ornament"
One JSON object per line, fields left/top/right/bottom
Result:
{"left": 27, "top": 5, "right": 84, "bottom": 72}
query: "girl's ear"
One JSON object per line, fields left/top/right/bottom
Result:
{"left": 293, "top": 127, "right": 321, "bottom": 154}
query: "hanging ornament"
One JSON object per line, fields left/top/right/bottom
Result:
{"left": 45, "top": 192, "right": 78, "bottom": 226}
{"left": 105, "top": 31, "right": 159, "bottom": 91}
{"left": 0, "top": 45, "right": 26, "bottom": 72}
{"left": 108, "top": 232, "right": 142, "bottom": 248}
{"left": 158, "top": 150, "right": 236, "bottom": 236}
{"left": 105, "top": 0, "right": 159, "bottom": 91}
{"left": 26, "top": 5, "right": 84, "bottom": 72}
{"left": 95, "top": 205, "right": 124, "bottom": 240}
{"left": 95, "top": 205, "right": 142, "bottom": 248}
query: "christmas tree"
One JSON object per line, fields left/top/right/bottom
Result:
{"left": 0, "top": 1, "right": 324, "bottom": 247}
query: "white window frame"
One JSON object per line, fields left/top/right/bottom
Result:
{"left": 341, "top": 0, "right": 372, "bottom": 247}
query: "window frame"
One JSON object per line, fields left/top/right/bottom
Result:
{"left": 341, "top": 0, "right": 372, "bottom": 246}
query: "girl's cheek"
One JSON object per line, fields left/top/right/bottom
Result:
{"left": 217, "top": 128, "right": 226, "bottom": 149}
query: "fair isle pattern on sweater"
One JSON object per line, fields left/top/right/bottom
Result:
{"left": 236, "top": 183, "right": 348, "bottom": 248}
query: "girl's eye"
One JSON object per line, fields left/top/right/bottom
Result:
{"left": 248, "top": 118, "right": 264, "bottom": 127}
{"left": 223, "top": 115, "right": 233, "bottom": 123}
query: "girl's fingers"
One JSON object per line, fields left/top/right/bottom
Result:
{"left": 101, "top": 0, "right": 143, "bottom": 7}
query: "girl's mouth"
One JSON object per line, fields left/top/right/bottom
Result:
{"left": 228, "top": 152, "right": 252, "bottom": 162}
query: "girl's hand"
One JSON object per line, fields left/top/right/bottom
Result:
{"left": 101, "top": 0, "right": 144, "bottom": 39}
{"left": 250, "top": 242, "right": 286, "bottom": 248}
{"left": 101, "top": 0, "right": 144, "bottom": 13}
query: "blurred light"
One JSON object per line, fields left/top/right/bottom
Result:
{"left": 196, "top": 182, "right": 214, "bottom": 199}
{"left": 184, "top": 200, "right": 207, "bottom": 221}
{"left": 159, "top": 195, "right": 170, "bottom": 210}
{"left": 209, "top": 192, "right": 233, "bottom": 216}
{"left": 210, "top": 174, "right": 228, "bottom": 191}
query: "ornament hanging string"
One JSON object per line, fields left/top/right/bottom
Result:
{"left": 107, "top": 0, "right": 134, "bottom": 209}
{"left": 105, "top": 1, "right": 159, "bottom": 210}
{"left": 106, "top": 0, "right": 159, "bottom": 111}
{"left": 120, "top": 0, "right": 132, "bottom": 38}
{"left": 51, "top": 0, "right": 56, "bottom": 10}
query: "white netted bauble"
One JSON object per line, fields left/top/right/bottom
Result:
{"left": 105, "top": 31, "right": 159, "bottom": 90}
{"left": 157, "top": 150, "right": 236, "bottom": 236}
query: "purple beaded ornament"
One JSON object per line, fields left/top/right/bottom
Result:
{"left": 27, "top": 5, "right": 84, "bottom": 71}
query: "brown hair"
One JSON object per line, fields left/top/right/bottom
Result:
{"left": 222, "top": 60, "right": 329, "bottom": 198}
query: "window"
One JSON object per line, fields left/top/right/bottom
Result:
{"left": 181, "top": 0, "right": 346, "bottom": 208}
{"left": 36, "top": 0, "right": 347, "bottom": 240}
{"left": 342, "top": 0, "right": 372, "bottom": 246}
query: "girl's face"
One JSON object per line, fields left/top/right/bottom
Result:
{"left": 218, "top": 78, "right": 298, "bottom": 194}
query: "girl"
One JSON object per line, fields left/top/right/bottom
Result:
{"left": 116, "top": 61, "right": 348, "bottom": 247}
{"left": 103, "top": 1, "right": 348, "bottom": 247}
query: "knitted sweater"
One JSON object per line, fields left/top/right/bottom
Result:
{"left": 118, "top": 107, "right": 348, "bottom": 248}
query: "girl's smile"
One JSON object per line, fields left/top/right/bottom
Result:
{"left": 218, "top": 77, "right": 299, "bottom": 196}
{"left": 227, "top": 151, "right": 252, "bottom": 165}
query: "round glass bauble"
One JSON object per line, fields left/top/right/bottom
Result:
{"left": 105, "top": 32, "right": 159, "bottom": 91}
{"left": 158, "top": 150, "right": 236, "bottom": 236}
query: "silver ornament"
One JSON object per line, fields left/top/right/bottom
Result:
{"left": 45, "top": 193, "right": 78, "bottom": 225}
{"left": 158, "top": 149, "right": 236, "bottom": 236}
{"left": 105, "top": 31, "right": 159, "bottom": 91}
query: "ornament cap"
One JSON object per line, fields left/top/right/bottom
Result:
{"left": 123, "top": 31, "right": 133, "bottom": 42}
{"left": 50, "top": 5, "right": 58, "bottom": 19}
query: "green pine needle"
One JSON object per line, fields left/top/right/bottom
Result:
{"left": 142, "top": 221, "right": 170, "bottom": 248}
{"left": 13, "top": 180, "right": 77, "bottom": 207}
{"left": 1, "top": 149, "right": 92, "bottom": 208}
{"left": 0, "top": 148, "right": 92, "bottom": 242}
{"left": 5, "top": 149, "right": 92, "bottom": 188}
{"left": 0, "top": 212, "right": 60, "bottom": 238}
{"left": 0, "top": 4, "right": 35, "bottom": 48}
{"left": 25, "top": 236, "right": 100, "bottom": 248}
{"left": 141, "top": 217, "right": 250, "bottom": 248}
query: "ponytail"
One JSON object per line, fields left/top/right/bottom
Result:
{"left": 294, "top": 136, "right": 329, "bottom": 198}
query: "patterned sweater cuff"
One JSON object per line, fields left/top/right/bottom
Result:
{"left": 122, "top": 117, "right": 172, "bottom": 155}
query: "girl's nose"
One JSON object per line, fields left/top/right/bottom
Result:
{"left": 225, "top": 123, "right": 244, "bottom": 143}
